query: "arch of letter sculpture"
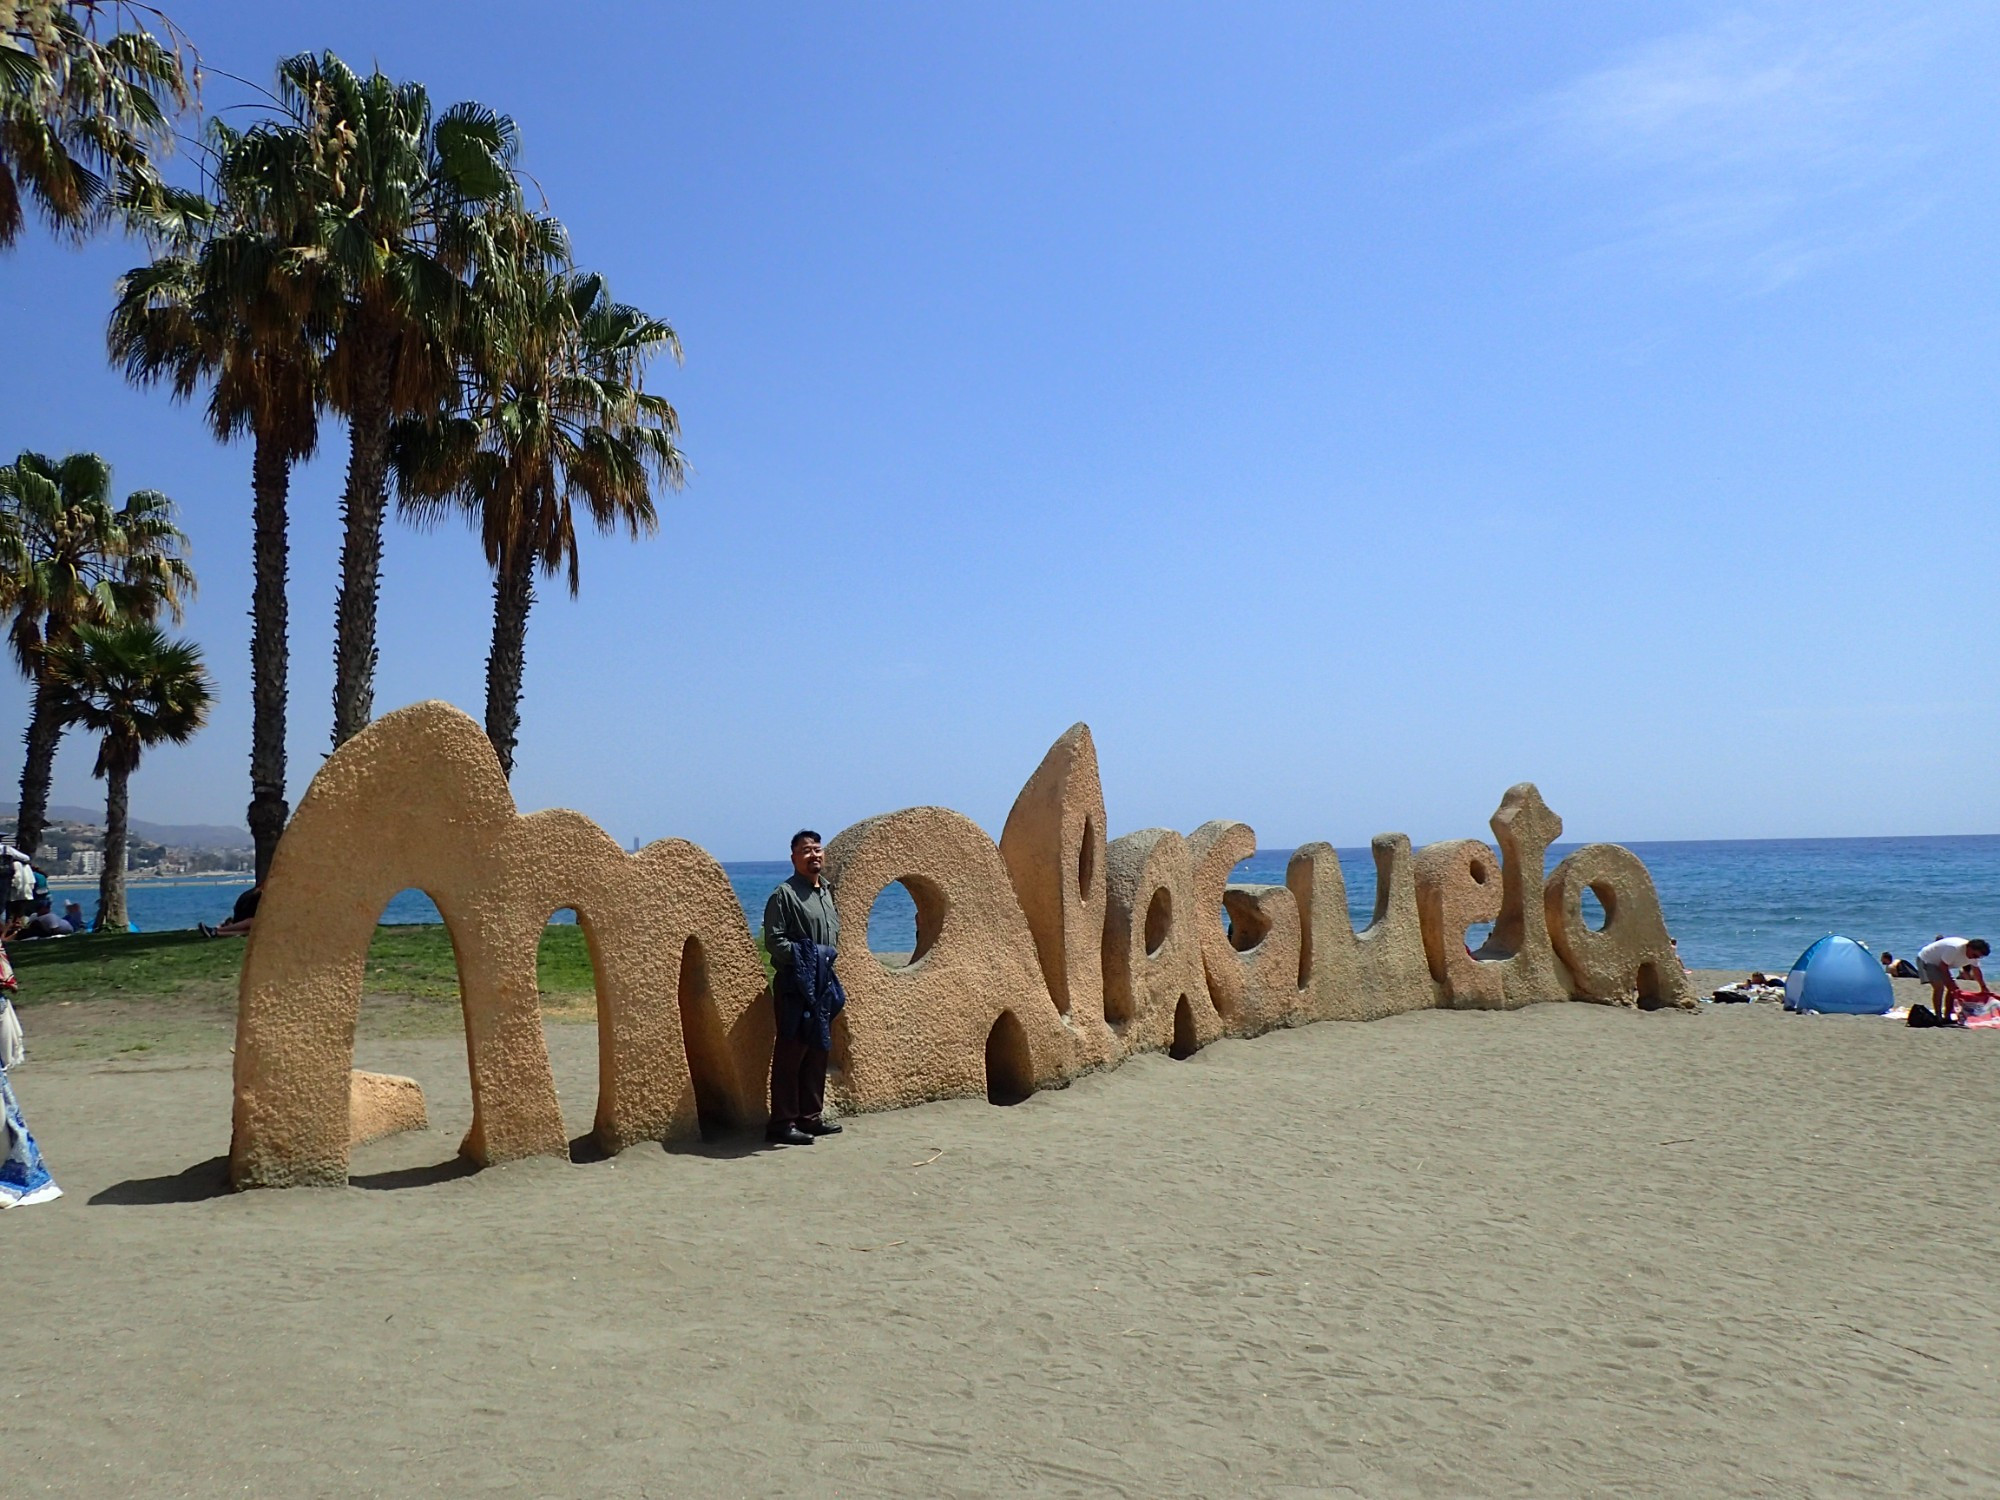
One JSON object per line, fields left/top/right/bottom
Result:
{"left": 229, "top": 702, "right": 1693, "bottom": 1189}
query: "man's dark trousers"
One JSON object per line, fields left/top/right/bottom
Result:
{"left": 770, "top": 1030, "right": 828, "bottom": 1129}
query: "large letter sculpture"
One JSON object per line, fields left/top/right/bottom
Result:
{"left": 230, "top": 704, "right": 771, "bottom": 1189}
{"left": 230, "top": 704, "right": 1694, "bottom": 1189}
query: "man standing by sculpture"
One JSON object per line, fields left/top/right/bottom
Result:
{"left": 762, "top": 830, "right": 846, "bottom": 1146}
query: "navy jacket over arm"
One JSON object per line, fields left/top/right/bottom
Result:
{"left": 779, "top": 940, "right": 847, "bottom": 1053}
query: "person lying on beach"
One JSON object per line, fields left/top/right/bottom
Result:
{"left": 1880, "top": 951, "right": 1920, "bottom": 979}
{"left": 1711, "top": 972, "right": 1786, "bottom": 1003}
{"left": 16, "top": 899, "right": 71, "bottom": 940}
{"left": 1917, "top": 936, "right": 1990, "bottom": 1024}
{"left": 199, "top": 883, "right": 261, "bottom": 939}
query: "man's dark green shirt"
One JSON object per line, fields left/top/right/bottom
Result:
{"left": 763, "top": 874, "right": 839, "bottom": 975}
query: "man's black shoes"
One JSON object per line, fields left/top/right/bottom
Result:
{"left": 763, "top": 1120, "right": 842, "bottom": 1144}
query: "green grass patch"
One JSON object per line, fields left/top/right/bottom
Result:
{"left": 6, "top": 922, "right": 775, "bottom": 1061}
{"left": 7, "top": 922, "right": 613, "bottom": 1008}
{"left": 8, "top": 928, "right": 241, "bottom": 1006}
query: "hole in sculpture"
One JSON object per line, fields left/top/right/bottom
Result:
{"left": 537, "top": 907, "right": 593, "bottom": 1007}
{"left": 1170, "top": 995, "right": 1199, "bottom": 1059}
{"left": 1582, "top": 885, "right": 1610, "bottom": 933}
{"left": 1223, "top": 889, "right": 1270, "bottom": 953}
{"left": 539, "top": 909, "right": 598, "bottom": 1138}
{"left": 1636, "top": 960, "right": 1668, "bottom": 1011}
{"left": 352, "top": 888, "right": 468, "bottom": 1103}
{"left": 1345, "top": 848, "right": 1379, "bottom": 933}
{"left": 868, "top": 875, "right": 945, "bottom": 971}
{"left": 1078, "top": 815, "right": 1095, "bottom": 899}
{"left": 351, "top": 890, "right": 544, "bottom": 1178}
{"left": 1144, "top": 887, "right": 1172, "bottom": 956}
{"left": 675, "top": 935, "right": 736, "bottom": 1138}
{"left": 1465, "top": 921, "right": 1495, "bottom": 953}
{"left": 1469, "top": 858, "right": 1490, "bottom": 884}
{"left": 985, "top": 1010, "right": 1033, "bottom": 1105}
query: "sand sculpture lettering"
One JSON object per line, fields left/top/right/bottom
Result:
{"left": 229, "top": 703, "right": 1694, "bottom": 1189}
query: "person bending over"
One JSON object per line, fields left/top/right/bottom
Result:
{"left": 1917, "top": 936, "right": 1990, "bottom": 1023}
{"left": 761, "top": 831, "right": 846, "bottom": 1147}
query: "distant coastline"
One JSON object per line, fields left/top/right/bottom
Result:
{"left": 36, "top": 833, "right": 2000, "bottom": 972}
{"left": 47, "top": 872, "right": 246, "bottom": 888}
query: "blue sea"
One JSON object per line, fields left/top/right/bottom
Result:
{"left": 51, "top": 834, "right": 2000, "bottom": 973}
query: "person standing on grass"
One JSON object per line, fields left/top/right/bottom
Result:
{"left": 1, "top": 845, "right": 33, "bottom": 936}
{"left": 761, "top": 830, "right": 846, "bottom": 1147}
{"left": 1918, "top": 936, "right": 1990, "bottom": 1024}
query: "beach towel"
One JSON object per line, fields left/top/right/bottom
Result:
{"left": 0, "top": 1062, "right": 59, "bottom": 1207}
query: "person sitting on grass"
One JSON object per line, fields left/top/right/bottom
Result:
{"left": 60, "top": 900, "right": 83, "bottom": 932}
{"left": 1917, "top": 936, "right": 1990, "bottom": 1024}
{"left": 199, "top": 882, "right": 261, "bottom": 939}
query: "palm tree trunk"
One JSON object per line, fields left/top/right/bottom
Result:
{"left": 248, "top": 436, "right": 291, "bottom": 882}
{"left": 331, "top": 364, "right": 393, "bottom": 749}
{"left": 14, "top": 668, "right": 66, "bottom": 857}
{"left": 483, "top": 541, "right": 535, "bottom": 780}
{"left": 96, "top": 759, "right": 131, "bottom": 932}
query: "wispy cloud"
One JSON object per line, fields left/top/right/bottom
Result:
{"left": 1501, "top": 3, "right": 1995, "bottom": 290}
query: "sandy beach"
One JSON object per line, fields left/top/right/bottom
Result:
{"left": 7, "top": 985, "right": 1999, "bottom": 1497}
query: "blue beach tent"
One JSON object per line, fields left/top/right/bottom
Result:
{"left": 1784, "top": 935, "right": 1894, "bottom": 1015}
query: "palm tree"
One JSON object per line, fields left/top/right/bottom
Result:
{"left": 0, "top": 0, "right": 193, "bottom": 249}
{"left": 110, "top": 118, "right": 326, "bottom": 880}
{"left": 43, "top": 620, "right": 211, "bottom": 931}
{"left": 393, "top": 238, "right": 683, "bottom": 778}
{"left": 0, "top": 450, "right": 193, "bottom": 857}
{"left": 273, "top": 51, "right": 522, "bottom": 748}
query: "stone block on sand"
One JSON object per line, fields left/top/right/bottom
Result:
{"left": 348, "top": 1070, "right": 427, "bottom": 1147}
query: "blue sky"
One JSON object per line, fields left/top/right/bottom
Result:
{"left": 3, "top": 1, "right": 1997, "bottom": 856}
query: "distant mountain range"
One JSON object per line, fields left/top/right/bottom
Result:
{"left": 45, "top": 805, "right": 254, "bottom": 850}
